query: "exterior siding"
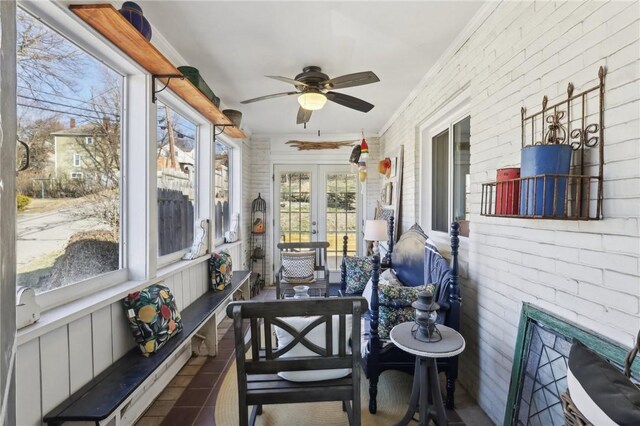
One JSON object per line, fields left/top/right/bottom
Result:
{"left": 380, "top": 1, "right": 640, "bottom": 423}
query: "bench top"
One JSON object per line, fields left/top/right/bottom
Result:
{"left": 43, "top": 270, "right": 250, "bottom": 424}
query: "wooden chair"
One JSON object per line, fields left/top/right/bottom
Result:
{"left": 227, "top": 297, "right": 368, "bottom": 426}
{"left": 275, "top": 241, "right": 330, "bottom": 299}
{"left": 340, "top": 219, "right": 461, "bottom": 413}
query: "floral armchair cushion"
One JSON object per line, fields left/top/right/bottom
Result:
{"left": 343, "top": 256, "right": 373, "bottom": 294}
{"left": 377, "top": 282, "right": 436, "bottom": 339}
{"left": 123, "top": 284, "right": 183, "bottom": 356}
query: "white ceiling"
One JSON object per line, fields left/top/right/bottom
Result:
{"left": 141, "top": 1, "right": 484, "bottom": 136}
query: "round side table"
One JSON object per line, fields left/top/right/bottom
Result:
{"left": 390, "top": 323, "right": 465, "bottom": 426}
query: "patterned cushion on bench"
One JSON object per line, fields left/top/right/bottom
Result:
{"left": 124, "top": 284, "right": 183, "bottom": 356}
{"left": 344, "top": 256, "right": 373, "bottom": 294}
{"left": 378, "top": 282, "right": 436, "bottom": 339}
{"left": 210, "top": 251, "right": 233, "bottom": 291}
{"left": 281, "top": 251, "right": 316, "bottom": 284}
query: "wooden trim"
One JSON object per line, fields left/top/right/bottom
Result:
{"left": 70, "top": 4, "right": 245, "bottom": 139}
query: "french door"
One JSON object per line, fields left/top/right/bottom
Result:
{"left": 274, "top": 164, "right": 361, "bottom": 280}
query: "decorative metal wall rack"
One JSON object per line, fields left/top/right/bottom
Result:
{"left": 481, "top": 67, "right": 605, "bottom": 220}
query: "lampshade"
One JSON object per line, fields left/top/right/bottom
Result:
{"left": 363, "top": 219, "right": 388, "bottom": 242}
{"left": 297, "top": 92, "right": 327, "bottom": 110}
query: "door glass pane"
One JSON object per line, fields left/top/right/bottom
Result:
{"left": 325, "top": 172, "right": 357, "bottom": 270}
{"left": 279, "top": 172, "right": 311, "bottom": 243}
{"left": 432, "top": 129, "right": 449, "bottom": 233}
{"left": 453, "top": 116, "right": 471, "bottom": 237}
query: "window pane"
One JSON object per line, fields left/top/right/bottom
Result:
{"left": 16, "top": 8, "right": 123, "bottom": 294}
{"left": 157, "top": 102, "right": 196, "bottom": 256}
{"left": 325, "top": 172, "right": 357, "bottom": 271}
{"left": 432, "top": 129, "right": 449, "bottom": 233}
{"left": 278, "top": 172, "right": 311, "bottom": 243}
{"left": 214, "top": 141, "right": 231, "bottom": 241}
{"left": 453, "top": 116, "right": 471, "bottom": 237}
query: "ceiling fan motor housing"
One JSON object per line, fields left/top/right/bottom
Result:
{"left": 296, "top": 66, "right": 331, "bottom": 90}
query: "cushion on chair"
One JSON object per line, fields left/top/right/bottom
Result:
{"left": 391, "top": 224, "right": 428, "bottom": 286}
{"left": 123, "top": 284, "right": 183, "bottom": 356}
{"left": 567, "top": 340, "right": 640, "bottom": 426}
{"left": 274, "top": 315, "right": 352, "bottom": 382}
{"left": 281, "top": 251, "right": 316, "bottom": 284}
{"left": 343, "top": 256, "right": 373, "bottom": 294}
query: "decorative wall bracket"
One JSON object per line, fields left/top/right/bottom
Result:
{"left": 481, "top": 66, "right": 606, "bottom": 220}
{"left": 151, "top": 74, "right": 184, "bottom": 104}
{"left": 214, "top": 124, "right": 236, "bottom": 138}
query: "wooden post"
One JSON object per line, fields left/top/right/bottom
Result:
{"left": 368, "top": 253, "right": 380, "bottom": 414}
{"left": 446, "top": 221, "right": 461, "bottom": 409}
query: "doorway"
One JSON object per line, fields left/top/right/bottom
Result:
{"left": 274, "top": 164, "right": 361, "bottom": 281}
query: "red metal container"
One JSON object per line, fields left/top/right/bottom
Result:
{"left": 496, "top": 168, "right": 520, "bottom": 215}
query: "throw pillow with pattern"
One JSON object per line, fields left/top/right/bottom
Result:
{"left": 123, "top": 284, "right": 183, "bottom": 356}
{"left": 344, "top": 256, "right": 373, "bottom": 294}
{"left": 281, "top": 251, "right": 316, "bottom": 284}
{"left": 377, "top": 282, "right": 436, "bottom": 339}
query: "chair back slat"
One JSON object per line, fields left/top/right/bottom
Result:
{"left": 339, "top": 314, "right": 346, "bottom": 356}
{"left": 250, "top": 318, "right": 260, "bottom": 361}
{"left": 264, "top": 318, "right": 273, "bottom": 359}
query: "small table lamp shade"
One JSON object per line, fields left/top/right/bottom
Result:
{"left": 364, "top": 219, "right": 388, "bottom": 242}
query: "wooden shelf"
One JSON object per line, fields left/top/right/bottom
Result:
{"left": 71, "top": 4, "right": 245, "bottom": 139}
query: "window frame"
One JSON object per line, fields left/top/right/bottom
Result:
{"left": 155, "top": 90, "right": 210, "bottom": 268}
{"left": 213, "top": 139, "right": 233, "bottom": 246}
{"left": 72, "top": 153, "right": 81, "bottom": 167}
{"left": 70, "top": 171, "right": 83, "bottom": 179}
{"left": 85, "top": 136, "right": 94, "bottom": 145}
{"left": 18, "top": 1, "right": 137, "bottom": 311}
{"left": 419, "top": 91, "right": 470, "bottom": 246}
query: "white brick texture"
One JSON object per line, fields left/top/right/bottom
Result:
{"left": 379, "top": 1, "right": 640, "bottom": 424}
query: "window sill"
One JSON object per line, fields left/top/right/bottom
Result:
{"left": 214, "top": 240, "right": 243, "bottom": 252}
{"left": 16, "top": 254, "right": 211, "bottom": 346}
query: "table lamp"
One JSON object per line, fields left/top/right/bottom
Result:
{"left": 364, "top": 219, "right": 388, "bottom": 256}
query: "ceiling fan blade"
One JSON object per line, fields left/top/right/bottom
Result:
{"left": 240, "top": 91, "right": 298, "bottom": 104}
{"left": 296, "top": 107, "right": 312, "bottom": 125}
{"left": 323, "top": 71, "right": 379, "bottom": 90}
{"left": 266, "top": 75, "right": 310, "bottom": 87}
{"left": 326, "top": 92, "right": 374, "bottom": 113}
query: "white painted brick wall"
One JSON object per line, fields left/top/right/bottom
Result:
{"left": 379, "top": 1, "right": 640, "bottom": 423}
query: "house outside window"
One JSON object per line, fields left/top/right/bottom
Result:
{"left": 156, "top": 102, "right": 197, "bottom": 257}
{"left": 214, "top": 141, "right": 231, "bottom": 243}
{"left": 16, "top": 7, "right": 124, "bottom": 297}
{"left": 425, "top": 114, "right": 471, "bottom": 238}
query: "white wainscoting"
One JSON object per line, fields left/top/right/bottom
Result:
{"left": 16, "top": 260, "right": 209, "bottom": 426}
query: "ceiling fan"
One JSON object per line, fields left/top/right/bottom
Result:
{"left": 240, "top": 66, "right": 379, "bottom": 125}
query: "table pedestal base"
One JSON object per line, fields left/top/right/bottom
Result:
{"left": 395, "top": 356, "right": 448, "bottom": 426}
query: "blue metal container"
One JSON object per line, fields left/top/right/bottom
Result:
{"left": 520, "top": 144, "right": 572, "bottom": 217}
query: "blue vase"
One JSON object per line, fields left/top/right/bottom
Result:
{"left": 520, "top": 144, "right": 572, "bottom": 217}
{"left": 119, "top": 1, "right": 152, "bottom": 41}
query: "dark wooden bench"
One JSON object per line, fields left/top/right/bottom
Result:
{"left": 43, "top": 270, "right": 251, "bottom": 426}
{"left": 227, "top": 297, "right": 368, "bottom": 426}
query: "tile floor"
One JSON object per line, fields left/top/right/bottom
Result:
{"left": 136, "top": 287, "right": 495, "bottom": 426}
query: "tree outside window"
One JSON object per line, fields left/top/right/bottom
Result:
{"left": 214, "top": 141, "right": 231, "bottom": 243}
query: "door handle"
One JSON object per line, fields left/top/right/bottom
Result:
{"left": 312, "top": 230, "right": 317, "bottom": 235}
{"left": 16, "top": 139, "right": 29, "bottom": 173}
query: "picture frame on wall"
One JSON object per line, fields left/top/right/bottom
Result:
{"left": 384, "top": 182, "right": 393, "bottom": 205}
{"left": 375, "top": 144, "right": 403, "bottom": 242}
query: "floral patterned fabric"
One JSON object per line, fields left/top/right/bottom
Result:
{"left": 377, "top": 282, "right": 436, "bottom": 339}
{"left": 344, "top": 256, "right": 373, "bottom": 294}
{"left": 210, "top": 251, "right": 233, "bottom": 291}
{"left": 123, "top": 284, "right": 183, "bottom": 356}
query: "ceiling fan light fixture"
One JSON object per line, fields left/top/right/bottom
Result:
{"left": 297, "top": 92, "right": 327, "bottom": 111}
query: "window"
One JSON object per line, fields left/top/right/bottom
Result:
{"left": 16, "top": 7, "right": 123, "bottom": 294}
{"left": 85, "top": 136, "right": 94, "bottom": 144}
{"left": 156, "top": 101, "right": 197, "bottom": 256}
{"left": 430, "top": 115, "right": 470, "bottom": 237}
{"left": 214, "top": 141, "right": 231, "bottom": 243}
